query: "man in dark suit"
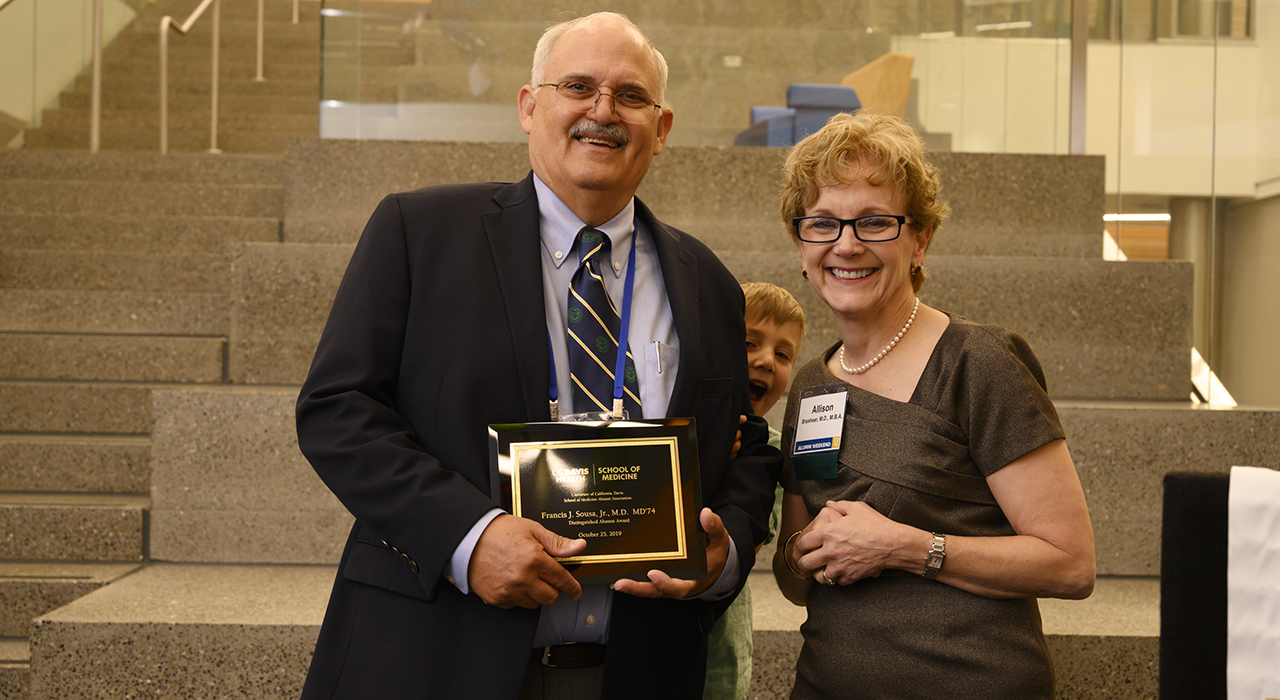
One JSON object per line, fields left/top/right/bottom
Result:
{"left": 296, "top": 12, "right": 778, "bottom": 699}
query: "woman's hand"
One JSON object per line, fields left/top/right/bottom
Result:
{"left": 795, "top": 500, "right": 922, "bottom": 586}
{"left": 775, "top": 441, "right": 1095, "bottom": 603}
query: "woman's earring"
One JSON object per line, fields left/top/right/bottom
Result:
{"left": 802, "top": 268, "right": 809, "bottom": 280}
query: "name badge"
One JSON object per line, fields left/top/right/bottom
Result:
{"left": 792, "top": 390, "right": 846, "bottom": 480}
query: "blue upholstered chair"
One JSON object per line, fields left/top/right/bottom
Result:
{"left": 733, "top": 83, "right": 861, "bottom": 147}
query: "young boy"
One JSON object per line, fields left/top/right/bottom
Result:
{"left": 704, "top": 282, "right": 806, "bottom": 700}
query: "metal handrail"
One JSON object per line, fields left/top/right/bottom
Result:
{"left": 160, "top": 0, "right": 221, "bottom": 154}
{"left": 256, "top": 0, "right": 303, "bottom": 81}
{"left": 160, "top": 0, "right": 304, "bottom": 154}
{"left": 91, "top": 0, "right": 102, "bottom": 152}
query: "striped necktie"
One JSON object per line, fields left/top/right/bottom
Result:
{"left": 566, "top": 226, "right": 642, "bottom": 417}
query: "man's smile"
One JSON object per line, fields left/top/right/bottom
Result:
{"left": 570, "top": 121, "right": 629, "bottom": 149}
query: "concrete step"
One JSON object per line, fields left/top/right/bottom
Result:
{"left": 0, "top": 382, "right": 154, "bottom": 434}
{"left": 229, "top": 241, "right": 1190, "bottom": 400}
{"left": 0, "top": 179, "right": 282, "bottom": 219}
{"left": 25, "top": 565, "right": 1155, "bottom": 699}
{"left": 0, "top": 639, "right": 27, "bottom": 700}
{"left": 74, "top": 73, "right": 318, "bottom": 98}
{"left": 131, "top": 0, "right": 320, "bottom": 20}
{"left": 125, "top": 17, "right": 320, "bottom": 40}
{"left": 142, "top": 0, "right": 321, "bottom": 23}
{"left": 0, "top": 150, "right": 285, "bottom": 185}
{"left": 105, "top": 35, "right": 322, "bottom": 60}
{"left": 29, "top": 563, "right": 328, "bottom": 699}
{"left": 103, "top": 43, "right": 322, "bottom": 70}
{"left": 1058, "top": 401, "right": 1280, "bottom": 576}
{"left": 23, "top": 125, "right": 302, "bottom": 154}
{"left": 726, "top": 253, "right": 1193, "bottom": 401}
{"left": 149, "top": 387, "right": 350, "bottom": 564}
{"left": 313, "top": 43, "right": 415, "bottom": 67}
{"left": 280, "top": 140, "right": 1104, "bottom": 260}
{"left": 227, "top": 242, "right": 346, "bottom": 384}
{"left": 76, "top": 57, "right": 320, "bottom": 83}
{"left": 0, "top": 289, "right": 227, "bottom": 335}
{"left": 0, "top": 213, "right": 279, "bottom": 253}
{"left": 1, "top": 249, "right": 229, "bottom": 293}
{"left": 38, "top": 113, "right": 318, "bottom": 144}
{"left": 147, "top": 384, "right": 1280, "bottom": 577}
{"left": 40, "top": 107, "right": 319, "bottom": 134}
{"left": 345, "top": 62, "right": 531, "bottom": 101}
{"left": 0, "top": 333, "right": 226, "bottom": 383}
{"left": 57, "top": 89, "right": 318, "bottom": 116}
{"left": 0, "top": 562, "right": 141, "bottom": 637}
{"left": 280, "top": 139, "right": 529, "bottom": 243}
{"left": 0, "top": 435, "right": 149, "bottom": 494}
{"left": 106, "top": 30, "right": 320, "bottom": 57}
{"left": 0, "top": 493, "right": 148, "bottom": 562}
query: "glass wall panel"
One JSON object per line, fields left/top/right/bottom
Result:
{"left": 1092, "top": 0, "right": 1273, "bottom": 407}
{"left": 318, "top": 0, "right": 1073, "bottom": 153}
{"left": 0, "top": 0, "right": 137, "bottom": 147}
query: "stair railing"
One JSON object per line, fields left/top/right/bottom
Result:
{"left": 160, "top": 0, "right": 305, "bottom": 154}
{"left": 255, "top": 0, "right": 303, "bottom": 81}
{"left": 91, "top": 0, "right": 103, "bottom": 152}
{"left": 160, "top": 0, "right": 222, "bottom": 154}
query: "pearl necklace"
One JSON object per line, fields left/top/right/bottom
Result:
{"left": 839, "top": 297, "right": 920, "bottom": 375}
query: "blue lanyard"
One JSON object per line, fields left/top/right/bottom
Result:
{"left": 548, "top": 220, "right": 638, "bottom": 418}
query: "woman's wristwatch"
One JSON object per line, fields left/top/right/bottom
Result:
{"left": 922, "top": 533, "right": 947, "bottom": 579}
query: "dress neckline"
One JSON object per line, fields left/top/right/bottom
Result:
{"left": 819, "top": 312, "right": 957, "bottom": 406}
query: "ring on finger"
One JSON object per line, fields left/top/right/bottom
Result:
{"left": 821, "top": 569, "right": 837, "bottom": 586}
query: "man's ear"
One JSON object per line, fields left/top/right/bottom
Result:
{"left": 518, "top": 85, "right": 537, "bottom": 136}
{"left": 651, "top": 106, "right": 675, "bottom": 155}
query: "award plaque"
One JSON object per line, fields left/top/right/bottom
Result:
{"left": 488, "top": 419, "right": 705, "bottom": 583}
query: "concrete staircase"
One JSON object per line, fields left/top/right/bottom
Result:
{"left": 0, "top": 150, "right": 285, "bottom": 698}
{"left": 4, "top": 140, "right": 1280, "bottom": 697}
{"left": 19, "top": 0, "right": 320, "bottom": 154}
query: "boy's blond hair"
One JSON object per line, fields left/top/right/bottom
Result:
{"left": 742, "top": 282, "right": 806, "bottom": 340}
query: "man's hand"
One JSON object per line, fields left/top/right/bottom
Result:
{"left": 728, "top": 414, "right": 747, "bottom": 460}
{"left": 469, "top": 514, "right": 587, "bottom": 609}
{"left": 611, "top": 508, "right": 730, "bottom": 599}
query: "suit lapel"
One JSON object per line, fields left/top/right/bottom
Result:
{"left": 484, "top": 174, "right": 552, "bottom": 421}
{"left": 638, "top": 199, "right": 701, "bottom": 417}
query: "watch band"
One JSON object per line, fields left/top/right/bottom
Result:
{"left": 922, "top": 532, "right": 946, "bottom": 579}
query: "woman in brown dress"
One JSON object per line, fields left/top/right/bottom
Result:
{"left": 771, "top": 113, "right": 1096, "bottom": 699}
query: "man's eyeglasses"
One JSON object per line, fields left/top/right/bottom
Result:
{"left": 537, "top": 81, "right": 661, "bottom": 124}
{"left": 792, "top": 215, "right": 918, "bottom": 243}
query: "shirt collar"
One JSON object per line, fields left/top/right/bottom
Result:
{"left": 534, "top": 173, "right": 635, "bottom": 276}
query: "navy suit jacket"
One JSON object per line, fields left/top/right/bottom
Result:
{"left": 297, "top": 173, "right": 779, "bottom": 699}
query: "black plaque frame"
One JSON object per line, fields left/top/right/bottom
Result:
{"left": 488, "top": 419, "right": 705, "bottom": 583}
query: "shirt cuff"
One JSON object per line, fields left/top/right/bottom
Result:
{"left": 696, "top": 535, "right": 741, "bottom": 600}
{"left": 446, "top": 508, "right": 504, "bottom": 595}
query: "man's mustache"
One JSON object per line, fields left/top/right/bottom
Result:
{"left": 569, "top": 120, "right": 631, "bottom": 146}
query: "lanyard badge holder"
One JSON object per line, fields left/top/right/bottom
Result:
{"left": 550, "top": 222, "right": 639, "bottom": 424}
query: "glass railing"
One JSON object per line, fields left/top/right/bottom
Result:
{"left": 317, "top": 0, "right": 1081, "bottom": 153}
{"left": 0, "top": 0, "right": 137, "bottom": 148}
